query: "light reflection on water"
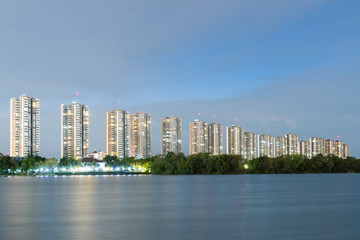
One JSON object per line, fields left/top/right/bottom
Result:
{"left": 0, "top": 174, "right": 360, "bottom": 240}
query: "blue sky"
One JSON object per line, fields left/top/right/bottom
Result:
{"left": 0, "top": 0, "right": 359, "bottom": 157}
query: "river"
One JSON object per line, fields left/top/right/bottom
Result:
{"left": 0, "top": 174, "right": 359, "bottom": 240}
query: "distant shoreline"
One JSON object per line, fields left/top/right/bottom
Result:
{"left": 0, "top": 172, "right": 150, "bottom": 177}
{"left": 1, "top": 172, "right": 359, "bottom": 177}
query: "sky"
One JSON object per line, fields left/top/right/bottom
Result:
{"left": 0, "top": 0, "right": 359, "bottom": 158}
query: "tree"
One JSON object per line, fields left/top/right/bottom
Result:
{"left": 44, "top": 158, "right": 58, "bottom": 173}
{"left": 59, "top": 157, "right": 80, "bottom": 168}
{"left": 103, "top": 155, "right": 120, "bottom": 167}
{"left": 0, "top": 156, "right": 19, "bottom": 174}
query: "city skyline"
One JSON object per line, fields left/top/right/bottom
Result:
{"left": 7, "top": 94, "right": 351, "bottom": 159}
{"left": 0, "top": 1, "right": 359, "bottom": 157}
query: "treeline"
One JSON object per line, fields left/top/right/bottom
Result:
{"left": 248, "top": 154, "right": 360, "bottom": 174}
{"left": 151, "top": 153, "right": 244, "bottom": 174}
{"left": 1, "top": 153, "right": 360, "bottom": 175}
{"left": 0, "top": 154, "right": 153, "bottom": 174}
{"left": 0, "top": 155, "right": 58, "bottom": 174}
{"left": 151, "top": 152, "right": 360, "bottom": 175}
{"left": 103, "top": 155, "right": 152, "bottom": 171}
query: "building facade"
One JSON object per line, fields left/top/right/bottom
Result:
{"left": 309, "top": 137, "right": 325, "bottom": 157}
{"left": 129, "top": 112, "right": 151, "bottom": 159}
{"left": 61, "top": 102, "right": 89, "bottom": 159}
{"left": 325, "top": 139, "right": 335, "bottom": 156}
{"left": 244, "top": 131, "right": 256, "bottom": 160}
{"left": 189, "top": 120, "right": 208, "bottom": 155}
{"left": 161, "top": 116, "right": 182, "bottom": 155}
{"left": 274, "top": 136, "right": 287, "bottom": 157}
{"left": 257, "top": 134, "right": 273, "bottom": 158}
{"left": 334, "top": 141, "right": 344, "bottom": 158}
{"left": 106, "top": 109, "right": 130, "bottom": 158}
{"left": 10, "top": 95, "right": 40, "bottom": 157}
{"left": 226, "top": 125, "right": 243, "bottom": 156}
{"left": 343, "top": 144, "right": 350, "bottom": 158}
{"left": 208, "top": 122, "right": 223, "bottom": 155}
{"left": 300, "top": 141, "right": 311, "bottom": 158}
{"left": 285, "top": 133, "right": 299, "bottom": 155}
{"left": 87, "top": 151, "right": 106, "bottom": 160}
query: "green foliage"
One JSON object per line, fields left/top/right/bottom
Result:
{"left": 44, "top": 158, "right": 58, "bottom": 172}
{"left": 59, "top": 158, "right": 81, "bottom": 168}
{"left": 246, "top": 154, "right": 360, "bottom": 174}
{"left": 0, "top": 153, "right": 359, "bottom": 175}
{"left": 103, "top": 155, "right": 120, "bottom": 167}
{"left": 21, "top": 155, "right": 46, "bottom": 173}
{"left": 151, "top": 152, "right": 245, "bottom": 175}
{"left": 152, "top": 153, "right": 360, "bottom": 175}
{"left": 0, "top": 155, "right": 19, "bottom": 174}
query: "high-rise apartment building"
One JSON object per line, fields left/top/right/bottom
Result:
{"left": 208, "top": 122, "right": 223, "bottom": 155}
{"left": 61, "top": 102, "right": 89, "bottom": 159}
{"left": 106, "top": 109, "right": 130, "bottom": 158}
{"left": 343, "top": 144, "right": 350, "bottom": 158}
{"left": 309, "top": 137, "right": 325, "bottom": 157}
{"left": 257, "top": 134, "right": 273, "bottom": 158}
{"left": 129, "top": 112, "right": 151, "bottom": 159}
{"left": 334, "top": 141, "right": 344, "bottom": 158}
{"left": 10, "top": 95, "right": 40, "bottom": 157}
{"left": 244, "top": 131, "right": 256, "bottom": 160}
{"left": 325, "top": 139, "right": 335, "bottom": 156}
{"left": 189, "top": 120, "right": 208, "bottom": 155}
{"left": 274, "top": 136, "right": 287, "bottom": 157}
{"left": 161, "top": 116, "right": 182, "bottom": 155}
{"left": 226, "top": 125, "right": 243, "bottom": 155}
{"left": 300, "top": 141, "right": 311, "bottom": 158}
{"left": 285, "top": 133, "right": 299, "bottom": 155}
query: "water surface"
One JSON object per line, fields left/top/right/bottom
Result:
{"left": 0, "top": 174, "right": 359, "bottom": 240}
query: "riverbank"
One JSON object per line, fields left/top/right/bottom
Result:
{"left": 0, "top": 171, "right": 150, "bottom": 177}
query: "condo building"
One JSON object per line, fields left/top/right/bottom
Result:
{"left": 208, "top": 122, "right": 223, "bottom": 155}
{"left": 61, "top": 102, "right": 89, "bottom": 159}
{"left": 189, "top": 120, "right": 208, "bottom": 155}
{"left": 257, "top": 134, "right": 273, "bottom": 158}
{"left": 309, "top": 137, "right": 325, "bottom": 157}
{"left": 343, "top": 144, "right": 350, "bottom": 158}
{"left": 161, "top": 116, "right": 182, "bottom": 155}
{"left": 129, "top": 112, "right": 151, "bottom": 159}
{"left": 226, "top": 125, "right": 243, "bottom": 155}
{"left": 285, "top": 133, "right": 299, "bottom": 155}
{"left": 325, "top": 139, "right": 335, "bottom": 156}
{"left": 299, "top": 141, "right": 311, "bottom": 158}
{"left": 334, "top": 141, "right": 344, "bottom": 158}
{"left": 244, "top": 131, "right": 256, "bottom": 160}
{"left": 274, "top": 136, "right": 287, "bottom": 157}
{"left": 106, "top": 109, "right": 130, "bottom": 158}
{"left": 10, "top": 95, "right": 40, "bottom": 157}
